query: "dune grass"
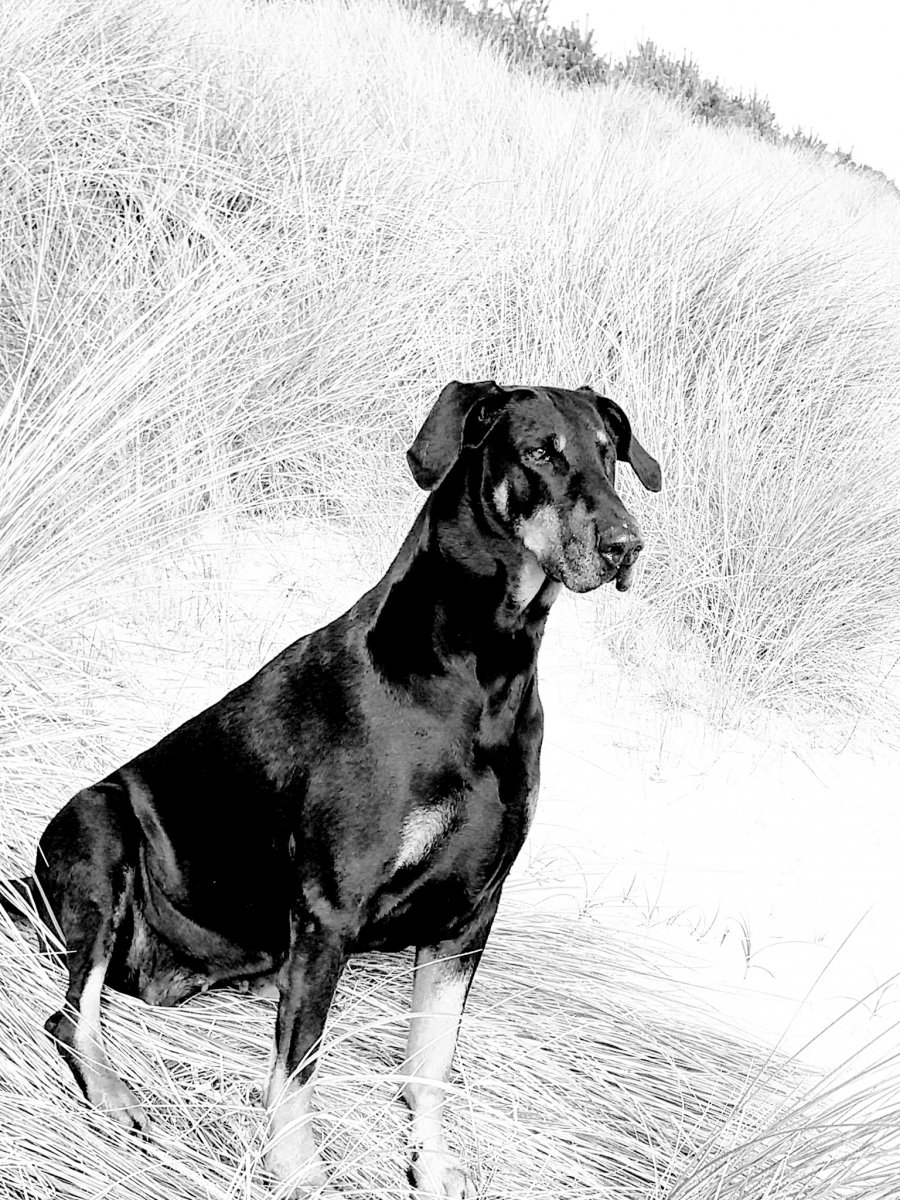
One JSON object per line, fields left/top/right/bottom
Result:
{"left": 3, "top": 0, "right": 900, "bottom": 725}
{"left": 2, "top": 0, "right": 900, "bottom": 1195}
{"left": 2, "top": 901, "right": 898, "bottom": 1200}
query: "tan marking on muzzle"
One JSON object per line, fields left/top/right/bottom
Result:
{"left": 515, "top": 505, "right": 563, "bottom": 559}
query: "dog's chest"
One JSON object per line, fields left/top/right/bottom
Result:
{"left": 386, "top": 713, "right": 542, "bottom": 883}
{"left": 361, "top": 771, "right": 536, "bottom": 953}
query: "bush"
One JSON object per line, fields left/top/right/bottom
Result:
{"left": 404, "top": 0, "right": 896, "bottom": 194}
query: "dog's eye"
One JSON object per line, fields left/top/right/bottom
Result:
{"left": 524, "top": 446, "right": 552, "bottom": 465}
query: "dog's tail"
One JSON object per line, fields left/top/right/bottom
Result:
{"left": 0, "top": 875, "right": 38, "bottom": 930}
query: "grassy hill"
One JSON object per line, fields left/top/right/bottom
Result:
{"left": 1, "top": 0, "right": 899, "bottom": 1196}
{"left": 404, "top": 0, "right": 899, "bottom": 195}
{"left": 4, "top": 0, "right": 899, "bottom": 728}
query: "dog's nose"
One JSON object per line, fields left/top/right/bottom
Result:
{"left": 598, "top": 530, "right": 644, "bottom": 566}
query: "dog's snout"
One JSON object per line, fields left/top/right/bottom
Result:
{"left": 598, "top": 530, "right": 644, "bottom": 566}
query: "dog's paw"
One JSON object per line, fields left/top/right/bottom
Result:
{"left": 90, "top": 1069, "right": 149, "bottom": 1135}
{"left": 264, "top": 1144, "right": 343, "bottom": 1198}
{"left": 408, "top": 1148, "right": 476, "bottom": 1198}
{"left": 279, "top": 1183, "right": 344, "bottom": 1199}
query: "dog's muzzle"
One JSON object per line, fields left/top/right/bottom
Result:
{"left": 598, "top": 531, "right": 644, "bottom": 592}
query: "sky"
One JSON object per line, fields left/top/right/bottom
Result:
{"left": 545, "top": 0, "right": 900, "bottom": 184}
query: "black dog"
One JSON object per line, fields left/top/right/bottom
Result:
{"left": 6, "top": 381, "right": 660, "bottom": 1198}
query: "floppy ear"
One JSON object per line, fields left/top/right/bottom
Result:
{"left": 407, "top": 380, "right": 506, "bottom": 491}
{"left": 579, "top": 387, "right": 662, "bottom": 493}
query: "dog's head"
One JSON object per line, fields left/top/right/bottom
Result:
{"left": 408, "top": 381, "right": 661, "bottom": 593}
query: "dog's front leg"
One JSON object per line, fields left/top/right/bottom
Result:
{"left": 265, "top": 911, "right": 347, "bottom": 1199}
{"left": 403, "top": 912, "right": 497, "bottom": 1199}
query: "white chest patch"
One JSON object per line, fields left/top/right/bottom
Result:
{"left": 493, "top": 478, "right": 510, "bottom": 519}
{"left": 394, "top": 803, "right": 454, "bottom": 871}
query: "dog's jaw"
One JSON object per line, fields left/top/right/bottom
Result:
{"left": 513, "top": 551, "right": 551, "bottom": 610}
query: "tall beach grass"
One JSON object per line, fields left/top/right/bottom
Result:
{"left": 3, "top": 0, "right": 899, "bottom": 725}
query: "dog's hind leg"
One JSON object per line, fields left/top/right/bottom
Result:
{"left": 264, "top": 910, "right": 349, "bottom": 1198}
{"left": 0, "top": 875, "right": 37, "bottom": 929}
{"left": 37, "top": 783, "right": 148, "bottom": 1133}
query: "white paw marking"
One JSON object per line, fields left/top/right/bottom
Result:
{"left": 90, "top": 1070, "right": 148, "bottom": 1133}
{"left": 410, "top": 1148, "right": 476, "bottom": 1198}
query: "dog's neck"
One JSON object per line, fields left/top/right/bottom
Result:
{"left": 427, "top": 482, "right": 562, "bottom": 628}
{"left": 364, "top": 488, "right": 560, "bottom": 686}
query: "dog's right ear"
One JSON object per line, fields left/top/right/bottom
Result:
{"left": 407, "top": 380, "right": 506, "bottom": 491}
{"left": 579, "top": 386, "right": 662, "bottom": 493}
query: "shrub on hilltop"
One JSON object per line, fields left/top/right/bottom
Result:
{"left": 403, "top": 0, "right": 895, "bottom": 194}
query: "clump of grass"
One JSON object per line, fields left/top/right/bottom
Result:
{"left": 3, "top": 901, "right": 896, "bottom": 1199}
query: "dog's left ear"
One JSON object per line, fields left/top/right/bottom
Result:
{"left": 579, "top": 387, "right": 662, "bottom": 492}
{"left": 407, "top": 380, "right": 506, "bottom": 491}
